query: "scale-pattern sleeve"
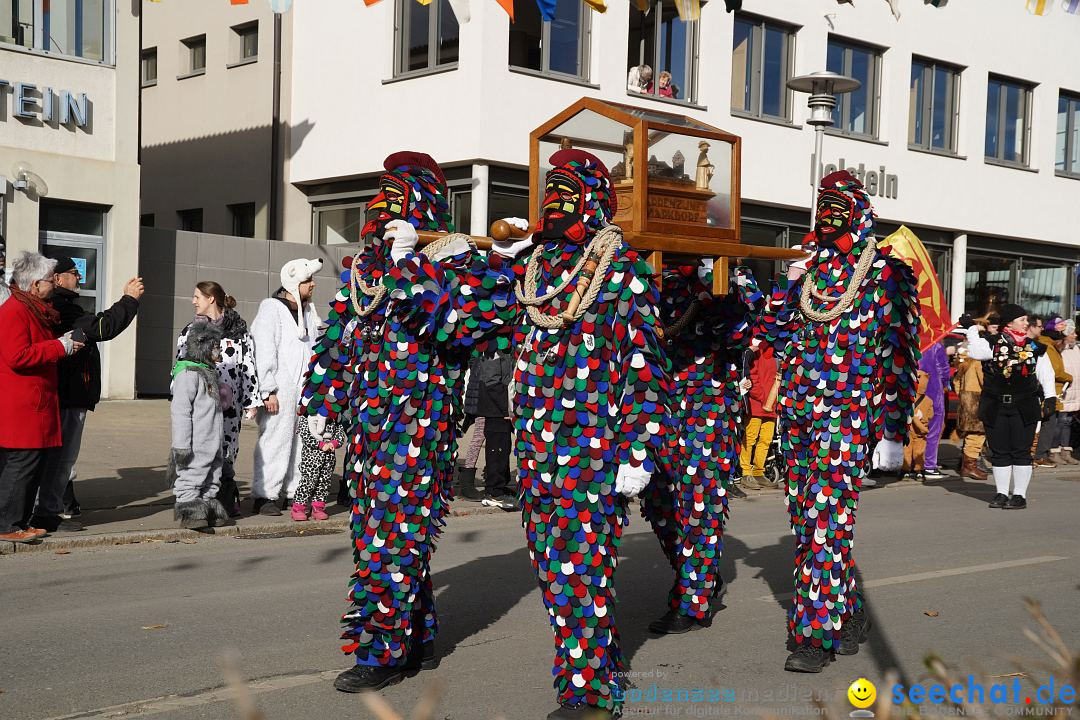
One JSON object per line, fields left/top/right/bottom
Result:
{"left": 446, "top": 252, "right": 524, "bottom": 353}
{"left": 300, "top": 276, "right": 356, "bottom": 421}
{"left": 876, "top": 258, "right": 921, "bottom": 441}
{"left": 755, "top": 276, "right": 802, "bottom": 350}
{"left": 614, "top": 254, "right": 672, "bottom": 475}
{"left": 383, "top": 243, "right": 475, "bottom": 345}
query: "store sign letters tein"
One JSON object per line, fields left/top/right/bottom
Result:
{"left": 0, "top": 80, "right": 91, "bottom": 130}
{"left": 815, "top": 157, "right": 899, "bottom": 199}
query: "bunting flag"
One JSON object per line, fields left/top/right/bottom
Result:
{"left": 536, "top": 0, "right": 556, "bottom": 20}
{"left": 886, "top": 0, "right": 901, "bottom": 19}
{"left": 230, "top": 0, "right": 249, "bottom": 4}
{"left": 495, "top": 0, "right": 514, "bottom": 19}
{"left": 634, "top": 0, "right": 650, "bottom": 11}
{"left": 269, "top": 0, "right": 293, "bottom": 12}
{"left": 1064, "top": 0, "right": 1080, "bottom": 13}
{"left": 880, "top": 226, "right": 951, "bottom": 352}
{"left": 1026, "top": 0, "right": 1053, "bottom": 14}
{"left": 924, "top": 0, "right": 947, "bottom": 5}
{"left": 583, "top": 0, "right": 607, "bottom": 12}
{"left": 673, "top": 0, "right": 701, "bottom": 21}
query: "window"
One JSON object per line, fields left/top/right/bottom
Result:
{"left": 909, "top": 57, "right": 960, "bottom": 153}
{"left": 40, "top": 201, "right": 107, "bottom": 313}
{"left": 140, "top": 213, "right": 155, "bottom": 227}
{"left": 182, "top": 35, "right": 206, "bottom": 76}
{"left": 231, "top": 22, "right": 258, "bottom": 63}
{"left": 965, "top": 253, "right": 1015, "bottom": 318}
{"left": 178, "top": 208, "right": 204, "bottom": 233}
{"left": 229, "top": 203, "right": 257, "bottom": 238}
{"left": 1056, "top": 92, "right": 1080, "bottom": 176}
{"left": 510, "top": 0, "right": 590, "bottom": 82}
{"left": 731, "top": 14, "right": 793, "bottom": 119}
{"left": 315, "top": 202, "right": 369, "bottom": 245}
{"left": 394, "top": 0, "right": 458, "bottom": 77}
{"left": 985, "top": 76, "right": 1032, "bottom": 166}
{"left": 141, "top": 48, "right": 158, "bottom": 87}
{"left": 826, "top": 37, "right": 881, "bottom": 138}
{"left": 627, "top": 0, "right": 698, "bottom": 103}
{"left": 1, "top": 0, "right": 111, "bottom": 62}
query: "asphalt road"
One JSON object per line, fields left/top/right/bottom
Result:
{"left": 3, "top": 475, "right": 1078, "bottom": 720}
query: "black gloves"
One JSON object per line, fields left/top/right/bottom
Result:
{"left": 1042, "top": 397, "right": 1057, "bottom": 420}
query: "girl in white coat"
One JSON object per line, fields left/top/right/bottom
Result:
{"left": 250, "top": 258, "right": 323, "bottom": 514}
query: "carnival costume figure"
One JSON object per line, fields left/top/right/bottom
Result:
{"left": 388, "top": 149, "right": 670, "bottom": 719}
{"left": 300, "top": 152, "right": 475, "bottom": 693}
{"left": 756, "top": 170, "right": 919, "bottom": 673}
{"left": 640, "top": 262, "right": 762, "bottom": 635}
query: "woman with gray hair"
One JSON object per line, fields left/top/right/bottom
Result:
{"left": 0, "top": 251, "right": 85, "bottom": 543}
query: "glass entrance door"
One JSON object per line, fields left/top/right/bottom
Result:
{"left": 39, "top": 202, "right": 108, "bottom": 314}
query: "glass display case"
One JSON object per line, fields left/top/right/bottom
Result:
{"left": 530, "top": 98, "right": 799, "bottom": 292}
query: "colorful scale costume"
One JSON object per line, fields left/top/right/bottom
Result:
{"left": 755, "top": 171, "right": 919, "bottom": 658}
{"left": 299, "top": 153, "right": 472, "bottom": 672}
{"left": 641, "top": 264, "right": 762, "bottom": 623}
{"left": 390, "top": 150, "right": 670, "bottom": 715}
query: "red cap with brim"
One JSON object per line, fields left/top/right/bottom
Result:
{"left": 549, "top": 149, "right": 611, "bottom": 180}
{"left": 383, "top": 151, "right": 446, "bottom": 187}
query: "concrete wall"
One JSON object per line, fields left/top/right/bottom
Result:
{"left": 1, "top": 0, "right": 142, "bottom": 400}
{"left": 136, "top": 227, "right": 352, "bottom": 396}
{"left": 140, "top": 0, "right": 278, "bottom": 238}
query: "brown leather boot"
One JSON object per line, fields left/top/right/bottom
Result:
{"left": 960, "top": 455, "right": 988, "bottom": 481}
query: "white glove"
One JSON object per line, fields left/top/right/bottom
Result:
{"left": 785, "top": 245, "right": 812, "bottom": 281}
{"left": 697, "top": 259, "right": 714, "bottom": 286}
{"left": 492, "top": 217, "right": 534, "bottom": 259}
{"left": 871, "top": 437, "right": 904, "bottom": 472}
{"left": 739, "top": 378, "right": 752, "bottom": 396}
{"left": 614, "top": 464, "right": 651, "bottom": 498}
{"left": 385, "top": 219, "right": 419, "bottom": 263}
{"left": 59, "top": 334, "right": 75, "bottom": 355}
{"left": 307, "top": 415, "right": 328, "bottom": 440}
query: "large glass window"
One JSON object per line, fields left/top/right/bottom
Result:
{"left": 731, "top": 14, "right": 793, "bottom": 120}
{"left": 985, "top": 75, "right": 1032, "bottom": 166}
{"left": 315, "top": 202, "right": 368, "bottom": 245}
{"left": 1, "top": 0, "right": 110, "bottom": 62}
{"left": 965, "top": 253, "right": 1015, "bottom": 318}
{"left": 510, "top": 0, "right": 590, "bottom": 81}
{"left": 826, "top": 37, "right": 881, "bottom": 138}
{"left": 1020, "top": 260, "right": 1069, "bottom": 318}
{"left": 1056, "top": 92, "right": 1080, "bottom": 177}
{"left": 909, "top": 58, "right": 960, "bottom": 153}
{"left": 627, "top": 0, "right": 698, "bottom": 103}
{"left": 394, "top": 0, "right": 458, "bottom": 77}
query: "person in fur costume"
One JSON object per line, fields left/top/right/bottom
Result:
{"left": 300, "top": 151, "right": 474, "bottom": 693}
{"left": 169, "top": 322, "right": 227, "bottom": 531}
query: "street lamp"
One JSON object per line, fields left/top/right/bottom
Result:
{"left": 786, "top": 71, "right": 861, "bottom": 228}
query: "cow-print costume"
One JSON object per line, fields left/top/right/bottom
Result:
{"left": 175, "top": 309, "right": 261, "bottom": 464}
{"left": 294, "top": 418, "right": 348, "bottom": 505}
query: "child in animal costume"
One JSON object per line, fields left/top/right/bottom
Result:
{"left": 397, "top": 149, "right": 670, "bottom": 719}
{"left": 903, "top": 370, "right": 933, "bottom": 480}
{"left": 292, "top": 417, "right": 347, "bottom": 521}
{"left": 639, "top": 262, "right": 761, "bottom": 636}
{"left": 299, "top": 152, "right": 474, "bottom": 693}
{"left": 250, "top": 258, "right": 323, "bottom": 514}
{"left": 755, "top": 170, "right": 920, "bottom": 673}
{"left": 169, "top": 323, "right": 228, "bottom": 531}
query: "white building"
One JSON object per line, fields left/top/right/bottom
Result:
{"left": 1, "top": 0, "right": 142, "bottom": 399}
{"left": 144, "top": 0, "right": 1080, "bottom": 320}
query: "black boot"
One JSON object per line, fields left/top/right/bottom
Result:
{"left": 988, "top": 493, "right": 1009, "bottom": 509}
{"left": 648, "top": 610, "right": 709, "bottom": 634}
{"left": 333, "top": 664, "right": 406, "bottom": 693}
{"left": 454, "top": 466, "right": 483, "bottom": 501}
{"left": 837, "top": 609, "right": 872, "bottom": 655}
{"left": 546, "top": 702, "right": 614, "bottom": 720}
{"left": 784, "top": 645, "right": 832, "bottom": 673}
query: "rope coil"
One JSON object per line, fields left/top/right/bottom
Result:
{"left": 516, "top": 225, "right": 622, "bottom": 330}
{"left": 798, "top": 237, "right": 877, "bottom": 324}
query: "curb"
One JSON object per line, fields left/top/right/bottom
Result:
{"left": 0, "top": 503, "right": 505, "bottom": 556}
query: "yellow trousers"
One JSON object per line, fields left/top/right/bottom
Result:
{"left": 963, "top": 433, "right": 985, "bottom": 460}
{"left": 740, "top": 417, "right": 776, "bottom": 476}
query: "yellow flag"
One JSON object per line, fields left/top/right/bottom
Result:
{"left": 584, "top": 0, "right": 607, "bottom": 11}
{"left": 673, "top": 0, "right": 700, "bottom": 20}
{"left": 879, "top": 225, "right": 951, "bottom": 352}
{"left": 1026, "top": 0, "right": 1052, "bottom": 14}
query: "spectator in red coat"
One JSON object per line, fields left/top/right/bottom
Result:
{"left": 739, "top": 339, "right": 778, "bottom": 489}
{"left": 0, "top": 252, "right": 84, "bottom": 543}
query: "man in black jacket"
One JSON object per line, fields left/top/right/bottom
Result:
{"left": 462, "top": 351, "right": 516, "bottom": 510}
{"left": 31, "top": 257, "right": 143, "bottom": 532}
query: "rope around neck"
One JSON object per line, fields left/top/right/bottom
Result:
{"left": 664, "top": 300, "right": 699, "bottom": 341}
{"left": 798, "top": 237, "right": 878, "bottom": 324}
{"left": 517, "top": 225, "right": 622, "bottom": 330}
{"left": 349, "top": 233, "right": 475, "bottom": 317}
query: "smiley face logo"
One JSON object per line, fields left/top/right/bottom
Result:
{"left": 848, "top": 678, "right": 877, "bottom": 709}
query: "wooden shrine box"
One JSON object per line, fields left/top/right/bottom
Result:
{"left": 530, "top": 98, "right": 802, "bottom": 293}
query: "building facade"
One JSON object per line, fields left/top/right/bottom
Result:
{"left": 142, "top": 0, "right": 1080, "bottom": 320}
{"left": 1, "top": 0, "right": 141, "bottom": 399}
